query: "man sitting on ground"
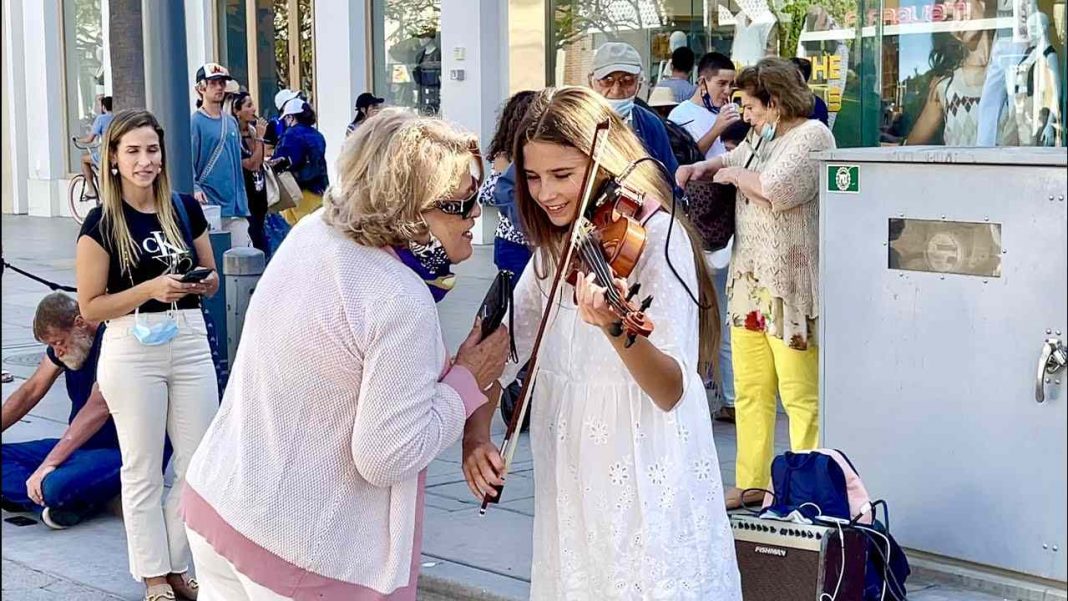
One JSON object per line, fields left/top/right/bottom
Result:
{"left": 1, "top": 293, "right": 120, "bottom": 529}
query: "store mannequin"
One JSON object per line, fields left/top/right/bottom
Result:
{"left": 658, "top": 30, "right": 691, "bottom": 83}
{"left": 1010, "top": 11, "right": 1062, "bottom": 146}
{"left": 730, "top": 6, "right": 778, "bottom": 67}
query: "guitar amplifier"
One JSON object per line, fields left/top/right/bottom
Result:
{"left": 731, "top": 514, "right": 868, "bottom": 601}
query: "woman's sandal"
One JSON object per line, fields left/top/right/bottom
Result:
{"left": 167, "top": 573, "right": 200, "bottom": 600}
{"left": 144, "top": 584, "right": 176, "bottom": 601}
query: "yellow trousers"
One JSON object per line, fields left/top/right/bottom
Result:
{"left": 732, "top": 326, "right": 819, "bottom": 489}
{"left": 282, "top": 190, "right": 323, "bottom": 226}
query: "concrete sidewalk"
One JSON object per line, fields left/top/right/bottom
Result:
{"left": 2, "top": 215, "right": 1007, "bottom": 601}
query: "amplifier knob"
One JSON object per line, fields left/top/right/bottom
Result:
{"left": 816, "top": 533, "right": 823, "bottom": 540}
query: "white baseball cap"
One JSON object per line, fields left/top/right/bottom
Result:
{"left": 591, "top": 42, "right": 643, "bottom": 80}
{"left": 281, "top": 98, "right": 306, "bottom": 117}
{"left": 274, "top": 89, "right": 301, "bottom": 111}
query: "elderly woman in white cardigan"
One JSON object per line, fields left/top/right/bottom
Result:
{"left": 180, "top": 109, "right": 510, "bottom": 600}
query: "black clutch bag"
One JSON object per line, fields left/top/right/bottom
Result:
{"left": 478, "top": 270, "right": 518, "bottom": 361}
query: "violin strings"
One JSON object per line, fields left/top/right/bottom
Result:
{"left": 577, "top": 238, "right": 630, "bottom": 315}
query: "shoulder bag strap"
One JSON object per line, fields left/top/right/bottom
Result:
{"left": 195, "top": 112, "right": 230, "bottom": 186}
{"left": 171, "top": 193, "right": 200, "bottom": 267}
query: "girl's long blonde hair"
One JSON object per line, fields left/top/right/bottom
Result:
{"left": 98, "top": 110, "right": 186, "bottom": 276}
{"left": 513, "top": 87, "right": 720, "bottom": 375}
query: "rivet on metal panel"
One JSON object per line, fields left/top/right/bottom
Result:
{"left": 1056, "top": 380, "right": 1062, "bottom": 385}
{"left": 1045, "top": 544, "right": 1050, "bottom": 550}
{"left": 1057, "top": 331, "right": 1062, "bottom": 336}
{"left": 940, "top": 276, "right": 946, "bottom": 280}
{"left": 984, "top": 217, "right": 989, "bottom": 222}
{"left": 982, "top": 280, "right": 988, "bottom": 284}
{"left": 1050, "top": 195, "right": 1055, "bottom": 201}
{"left": 1045, "top": 378, "right": 1051, "bottom": 384}
{"left": 941, "top": 215, "right": 946, "bottom": 220}
{"left": 1049, "top": 329, "right": 1054, "bottom": 335}
{"left": 1055, "top": 545, "right": 1060, "bottom": 552}
{"left": 899, "top": 213, "right": 904, "bottom": 217}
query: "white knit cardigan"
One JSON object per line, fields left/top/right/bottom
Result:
{"left": 183, "top": 211, "right": 484, "bottom": 597}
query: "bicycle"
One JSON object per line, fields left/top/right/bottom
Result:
{"left": 68, "top": 137, "right": 102, "bottom": 225}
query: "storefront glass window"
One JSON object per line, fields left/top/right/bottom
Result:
{"left": 872, "top": 0, "right": 1065, "bottom": 147}
{"left": 547, "top": 0, "right": 1066, "bottom": 148}
{"left": 372, "top": 0, "right": 442, "bottom": 115}
{"left": 63, "top": 0, "right": 105, "bottom": 174}
{"left": 219, "top": 1, "right": 316, "bottom": 119}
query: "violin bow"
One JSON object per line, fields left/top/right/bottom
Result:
{"left": 480, "top": 120, "right": 611, "bottom": 514}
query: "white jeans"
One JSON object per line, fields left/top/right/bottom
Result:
{"left": 187, "top": 528, "right": 293, "bottom": 600}
{"left": 97, "top": 309, "right": 219, "bottom": 580}
{"left": 220, "top": 217, "right": 251, "bottom": 249}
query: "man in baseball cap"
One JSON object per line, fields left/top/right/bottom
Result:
{"left": 346, "top": 92, "right": 386, "bottom": 137}
{"left": 191, "top": 61, "right": 251, "bottom": 248}
{"left": 195, "top": 62, "right": 232, "bottom": 84}
{"left": 588, "top": 42, "right": 679, "bottom": 180}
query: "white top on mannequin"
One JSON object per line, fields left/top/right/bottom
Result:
{"left": 731, "top": 8, "right": 777, "bottom": 67}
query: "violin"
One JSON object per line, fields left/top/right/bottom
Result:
{"left": 480, "top": 120, "right": 656, "bottom": 513}
{"left": 566, "top": 177, "right": 656, "bottom": 347}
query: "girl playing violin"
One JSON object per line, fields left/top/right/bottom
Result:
{"left": 462, "top": 87, "right": 742, "bottom": 600}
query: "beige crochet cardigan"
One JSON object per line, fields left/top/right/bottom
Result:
{"left": 723, "top": 119, "right": 836, "bottom": 320}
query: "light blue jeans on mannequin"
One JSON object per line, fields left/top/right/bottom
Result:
{"left": 977, "top": 38, "right": 1028, "bottom": 146}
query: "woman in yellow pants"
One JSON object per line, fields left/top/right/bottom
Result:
{"left": 676, "top": 58, "right": 836, "bottom": 509}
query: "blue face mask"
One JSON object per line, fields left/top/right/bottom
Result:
{"left": 606, "top": 96, "right": 636, "bottom": 120}
{"left": 760, "top": 120, "right": 778, "bottom": 141}
{"left": 132, "top": 310, "right": 179, "bottom": 346}
{"left": 701, "top": 84, "right": 719, "bottom": 114}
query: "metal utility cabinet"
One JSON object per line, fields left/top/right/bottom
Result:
{"left": 816, "top": 147, "right": 1067, "bottom": 583}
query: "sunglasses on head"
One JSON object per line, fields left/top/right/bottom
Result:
{"left": 433, "top": 141, "right": 484, "bottom": 219}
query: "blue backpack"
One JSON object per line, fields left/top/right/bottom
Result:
{"left": 762, "top": 450, "right": 911, "bottom": 601}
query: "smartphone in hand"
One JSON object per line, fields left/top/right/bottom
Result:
{"left": 180, "top": 267, "right": 214, "bottom": 283}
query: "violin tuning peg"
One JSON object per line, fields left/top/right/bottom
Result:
{"left": 626, "top": 283, "right": 641, "bottom": 301}
{"left": 639, "top": 295, "right": 654, "bottom": 311}
{"left": 609, "top": 321, "right": 624, "bottom": 337}
{"left": 624, "top": 333, "right": 637, "bottom": 348}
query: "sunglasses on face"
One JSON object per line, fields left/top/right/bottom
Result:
{"left": 433, "top": 142, "right": 484, "bottom": 219}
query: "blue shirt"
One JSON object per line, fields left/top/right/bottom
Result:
{"left": 90, "top": 113, "right": 114, "bottom": 139}
{"left": 45, "top": 325, "right": 119, "bottom": 450}
{"left": 630, "top": 105, "right": 682, "bottom": 198}
{"left": 191, "top": 110, "right": 250, "bottom": 218}
{"left": 660, "top": 77, "right": 697, "bottom": 103}
{"left": 490, "top": 165, "right": 520, "bottom": 227}
{"left": 812, "top": 96, "right": 830, "bottom": 126}
{"left": 273, "top": 124, "right": 330, "bottom": 196}
{"left": 630, "top": 105, "right": 680, "bottom": 183}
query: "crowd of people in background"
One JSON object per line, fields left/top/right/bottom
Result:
{"left": 1, "top": 35, "right": 838, "bottom": 601}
